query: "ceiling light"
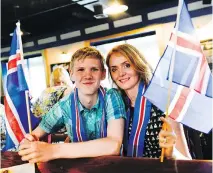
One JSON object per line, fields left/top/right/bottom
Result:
{"left": 93, "top": 4, "right": 108, "bottom": 19}
{"left": 103, "top": 1, "right": 128, "bottom": 15}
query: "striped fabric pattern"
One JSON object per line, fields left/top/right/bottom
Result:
{"left": 125, "top": 82, "right": 152, "bottom": 157}
{"left": 71, "top": 86, "right": 107, "bottom": 142}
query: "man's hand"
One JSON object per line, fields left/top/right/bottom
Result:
{"left": 19, "top": 134, "right": 39, "bottom": 149}
{"left": 18, "top": 141, "right": 56, "bottom": 163}
{"left": 158, "top": 117, "right": 177, "bottom": 158}
{"left": 22, "top": 134, "right": 39, "bottom": 143}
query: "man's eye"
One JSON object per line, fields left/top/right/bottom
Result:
{"left": 77, "top": 69, "right": 84, "bottom": 71}
{"left": 91, "top": 68, "right": 99, "bottom": 71}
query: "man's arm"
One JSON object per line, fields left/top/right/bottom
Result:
{"left": 18, "top": 118, "right": 124, "bottom": 163}
{"left": 55, "top": 118, "right": 125, "bottom": 158}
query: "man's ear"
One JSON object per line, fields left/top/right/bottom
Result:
{"left": 69, "top": 70, "right": 75, "bottom": 81}
{"left": 101, "top": 69, "right": 106, "bottom": 80}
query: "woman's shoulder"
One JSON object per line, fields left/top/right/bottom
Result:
{"left": 40, "top": 86, "right": 67, "bottom": 100}
{"left": 150, "top": 104, "right": 164, "bottom": 117}
{"left": 32, "top": 86, "right": 69, "bottom": 117}
{"left": 63, "top": 86, "right": 73, "bottom": 97}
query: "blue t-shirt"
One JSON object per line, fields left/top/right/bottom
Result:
{"left": 39, "top": 88, "right": 126, "bottom": 141}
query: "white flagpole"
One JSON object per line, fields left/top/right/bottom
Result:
{"left": 16, "top": 21, "right": 32, "bottom": 134}
{"left": 160, "top": 0, "right": 184, "bottom": 162}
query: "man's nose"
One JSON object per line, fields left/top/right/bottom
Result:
{"left": 84, "top": 70, "right": 93, "bottom": 78}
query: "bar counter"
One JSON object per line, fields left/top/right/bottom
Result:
{"left": 1, "top": 151, "right": 212, "bottom": 173}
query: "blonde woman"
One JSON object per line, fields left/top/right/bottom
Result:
{"left": 32, "top": 66, "right": 73, "bottom": 117}
{"left": 50, "top": 66, "right": 73, "bottom": 86}
{"left": 106, "top": 43, "right": 191, "bottom": 159}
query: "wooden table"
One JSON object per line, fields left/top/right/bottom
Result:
{"left": 1, "top": 152, "right": 212, "bottom": 173}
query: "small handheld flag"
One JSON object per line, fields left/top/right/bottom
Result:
{"left": 3, "top": 22, "right": 39, "bottom": 151}
{"left": 144, "top": 0, "right": 212, "bottom": 134}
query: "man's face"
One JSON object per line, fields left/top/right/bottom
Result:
{"left": 70, "top": 56, "right": 106, "bottom": 96}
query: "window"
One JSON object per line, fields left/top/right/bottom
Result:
{"left": 1, "top": 55, "right": 46, "bottom": 103}
{"left": 27, "top": 56, "right": 46, "bottom": 102}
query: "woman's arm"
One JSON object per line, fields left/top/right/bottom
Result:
{"left": 169, "top": 118, "right": 192, "bottom": 159}
{"left": 18, "top": 118, "right": 124, "bottom": 163}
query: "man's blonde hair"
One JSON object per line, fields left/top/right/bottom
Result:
{"left": 70, "top": 47, "right": 105, "bottom": 71}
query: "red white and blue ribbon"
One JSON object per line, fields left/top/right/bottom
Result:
{"left": 71, "top": 86, "right": 107, "bottom": 142}
{"left": 125, "top": 81, "right": 152, "bottom": 157}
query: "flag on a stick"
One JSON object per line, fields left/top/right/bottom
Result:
{"left": 3, "top": 22, "right": 39, "bottom": 151}
{"left": 144, "top": 0, "right": 212, "bottom": 133}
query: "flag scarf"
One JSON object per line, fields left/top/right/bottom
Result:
{"left": 71, "top": 86, "right": 107, "bottom": 142}
{"left": 3, "top": 22, "right": 39, "bottom": 151}
{"left": 144, "top": 0, "right": 212, "bottom": 133}
{"left": 124, "top": 81, "right": 152, "bottom": 157}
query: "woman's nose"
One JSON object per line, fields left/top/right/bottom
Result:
{"left": 119, "top": 68, "right": 126, "bottom": 77}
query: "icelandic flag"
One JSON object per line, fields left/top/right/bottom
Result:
{"left": 144, "top": 0, "right": 212, "bottom": 133}
{"left": 2, "top": 22, "right": 39, "bottom": 151}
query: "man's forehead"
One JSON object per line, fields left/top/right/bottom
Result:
{"left": 74, "top": 57, "right": 101, "bottom": 67}
{"left": 74, "top": 56, "right": 101, "bottom": 65}
{"left": 77, "top": 55, "right": 98, "bottom": 61}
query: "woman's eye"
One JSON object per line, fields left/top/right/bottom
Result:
{"left": 124, "top": 63, "right": 130, "bottom": 68}
{"left": 111, "top": 68, "right": 117, "bottom": 72}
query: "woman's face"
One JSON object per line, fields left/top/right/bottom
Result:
{"left": 54, "top": 81, "right": 65, "bottom": 86}
{"left": 109, "top": 52, "right": 140, "bottom": 91}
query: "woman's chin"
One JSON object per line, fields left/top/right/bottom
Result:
{"left": 118, "top": 83, "right": 131, "bottom": 90}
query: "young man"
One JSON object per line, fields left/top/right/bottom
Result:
{"left": 18, "top": 47, "right": 126, "bottom": 163}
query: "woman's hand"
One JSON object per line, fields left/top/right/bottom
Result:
{"left": 18, "top": 141, "right": 56, "bottom": 163}
{"left": 158, "top": 117, "right": 177, "bottom": 158}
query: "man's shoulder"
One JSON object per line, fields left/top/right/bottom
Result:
{"left": 58, "top": 93, "right": 72, "bottom": 107}
{"left": 104, "top": 88, "right": 124, "bottom": 105}
{"left": 105, "top": 88, "right": 121, "bottom": 97}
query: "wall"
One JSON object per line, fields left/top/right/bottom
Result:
{"left": 42, "top": 14, "right": 212, "bottom": 86}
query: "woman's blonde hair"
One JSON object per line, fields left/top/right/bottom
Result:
{"left": 106, "top": 43, "right": 152, "bottom": 85}
{"left": 50, "top": 66, "right": 73, "bottom": 87}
